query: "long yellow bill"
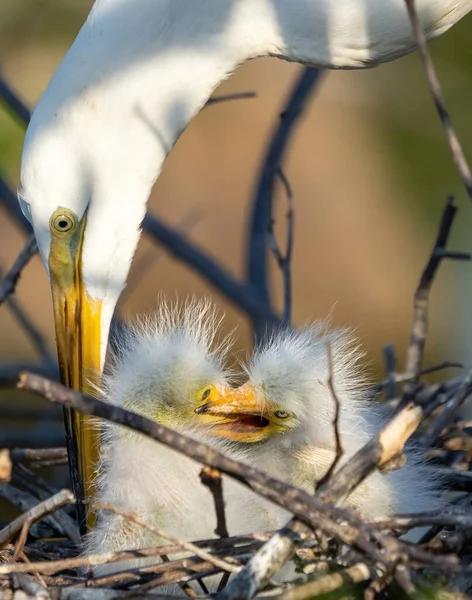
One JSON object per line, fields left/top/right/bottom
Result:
{"left": 48, "top": 207, "right": 101, "bottom": 533}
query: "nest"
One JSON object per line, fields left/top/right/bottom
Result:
{"left": 1, "top": 1, "right": 472, "bottom": 598}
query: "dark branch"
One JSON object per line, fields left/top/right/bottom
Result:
{"left": 404, "top": 0, "right": 472, "bottom": 200}
{"left": 403, "top": 197, "right": 463, "bottom": 388}
{"left": 246, "top": 67, "right": 322, "bottom": 335}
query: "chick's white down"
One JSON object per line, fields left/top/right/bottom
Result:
{"left": 85, "top": 300, "right": 270, "bottom": 578}
{"left": 86, "top": 301, "right": 442, "bottom": 579}
{"left": 243, "top": 325, "right": 443, "bottom": 526}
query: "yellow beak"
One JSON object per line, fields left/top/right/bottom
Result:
{"left": 48, "top": 208, "right": 101, "bottom": 532}
{"left": 195, "top": 383, "right": 274, "bottom": 443}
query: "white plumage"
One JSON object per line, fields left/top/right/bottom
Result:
{"left": 84, "top": 300, "right": 273, "bottom": 580}
{"left": 196, "top": 322, "right": 444, "bottom": 534}
{"left": 16, "top": 0, "right": 472, "bottom": 511}
{"left": 87, "top": 301, "right": 443, "bottom": 587}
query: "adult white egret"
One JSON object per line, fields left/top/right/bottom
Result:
{"left": 196, "top": 324, "right": 443, "bottom": 532}
{"left": 17, "top": 0, "right": 469, "bottom": 527}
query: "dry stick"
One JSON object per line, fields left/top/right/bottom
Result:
{"left": 368, "top": 511, "right": 472, "bottom": 531}
{"left": 421, "top": 367, "right": 472, "bottom": 445}
{"left": 92, "top": 502, "right": 240, "bottom": 575}
{"left": 9, "top": 448, "right": 67, "bottom": 463}
{"left": 267, "top": 168, "right": 294, "bottom": 325}
{"left": 205, "top": 92, "right": 257, "bottom": 107}
{"left": 315, "top": 341, "right": 343, "bottom": 489}
{"left": 18, "top": 372, "right": 453, "bottom": 575}
{"left": 403, "top": 197, "right": 468, "bottom": 388}
{"left": 218, "top": 401, "right": 427, "bottom": 600}
{"left": 372, "top": 361, "right": 463, "bottom": 393}
{"left": 0, "top": 489, "right": 75, "bottom": 548}
{"left": 0, "top": 235, "right": 37, "bottom": 305}
{"left": 404, "top": 0, "right": 472, "bottom": 200}
{"left": 247, "top": 67, "right": 322, "bottom": 335}
{"left": 200, "top": 468, "right": 230, "bottom": 539}
{"left": 0, "top": 535, "right": 270, "bottom": 577}
{"left": 273, "top": 562, "right": 378, "bottom": 600}
{"left": 200, "top": 467, "right": 231, "bottom": 591}
{"left": 383, "top": 344, "right": 397, "bottom": 400}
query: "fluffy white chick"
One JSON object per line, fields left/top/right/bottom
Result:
{"left": 84, "top": 299, "right": 270, "bottom": 582}
{"left": 195, "top": 324, "right": 443, "bottom": 533}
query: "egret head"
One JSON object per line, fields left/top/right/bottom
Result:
{"left": 195, "top": 325, "right": 368, "bottom": 447}
{"left": 103, "top": 299, "right": 234, "bottom": 436}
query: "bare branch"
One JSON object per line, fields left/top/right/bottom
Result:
{"left": 404, "top": 0, "right": 472, "bottom": 200}
{"left": 0, "top": 235, "right": 37, "bottom": 305}
{"left": 205, "top": 92, "right": 256, "bottom": 107}
{"left": 403, "top": 197, "right": 464, "bottom": 387}
{"left": 92, "top": 502, "right": 241, "bottom": 574}
{"left": 315, "top": 340, "right": 343, "bottom": 489}
{"left": 200, "top": 467, "right": 229, "bottom": 539}
{"left": 0, "top": 489, "right": 76, "bottom": 548}
{"left": 246, "top": 67, "right": 322, "bottom": 335}
{"left": 267, "top": 168, "right": 294, "bottom": 325}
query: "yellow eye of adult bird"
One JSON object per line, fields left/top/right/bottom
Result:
{"left": 18, "top": 0, "right": 472, "bottom": 533}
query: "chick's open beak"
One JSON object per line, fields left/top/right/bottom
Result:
{"left": 195, "top": 383, "right": 273, "bottom": 442}
{"left": 48, "top": 208, "right": 101, "bottom": 531}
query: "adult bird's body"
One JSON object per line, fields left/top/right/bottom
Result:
{"left": 18, "top": 0, "right": 472, "bottom": 527}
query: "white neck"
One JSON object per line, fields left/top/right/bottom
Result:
{"left": 33, "top": 0, "right": 471, "bottom": 182}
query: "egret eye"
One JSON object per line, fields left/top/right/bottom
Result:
{"left": 274, "top": 410, "right": 289, "bottom": 419}
{"left": 50, "top": 210, "right": 78, "bottom": 234}
{"left": 201, "top": 388, "right": 211, "bottom": 401}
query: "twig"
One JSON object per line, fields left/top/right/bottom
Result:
{"left": 383, "top": 344, "right": 397, "bottom": 400}
{"left": 92, "top": 502, "right": 241, "bottom": 575}
{"left": 200, "top": 467, "right": 230, "bottom": 591}
{"left": 0, "top": 75, "right": 31, "bottom": 124}
{"left": 274, "top": 562, "right": 378, "bottom": 600}
{"left": 200, "top": 467, "right": 229, "bottom": 539}
{"left": 0, "top": 489, "right": 75, "bottom": 548}
{"left": 267, "top": 168, "right": 294, "bottom": 325}
{"left": 0, "top": 235, "right": 37, "bottom": 305}
{"left": 219, "top": 400, "right": 427, "bottom": 600}
{"left": 372, "top": 361, "right": 463, "bottom": 393}
{"left": 19, "top": 371, "right": 456, "bottom": 577}
{"left": 246, "top": 67, "right": 322, "bottom": 335}
{"left": 1, "top": 273, "right": 55, "bottom": 366}
{"left": 315, "top": 341, "right": 343, "bottom": 489}
{"left": 369, "top": 510, "right": 472, "bottom": 531}
{"left": 403, "top": 197, "right": 463, "bottom": 388}
{"left": 205, "top": 92, "right": 256, "bottom": 107}
{"left": 404, "top": 0, "right": 472, "bottom": 200}
{"left": 0, "top": 535, "right": 270, "bottom": 576}
{"left": 10, "top": 448, "right": 67, "bottom": 463}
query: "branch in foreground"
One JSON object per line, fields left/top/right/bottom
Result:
{"left": 219, "top": 400, "right": 427, "bottom": 600}
{"left": 92, "top": 502, "right": 240, "bottom": 575}
{"left": 0, "top": 488, "right": 76, "bottom": 548}
{"left": 404, "top": 0, "right": 472, "bottom": 200}
{"left": 18, "top": 371, "right": 456, "bottom": 578}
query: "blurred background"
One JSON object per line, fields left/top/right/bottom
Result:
{"left": 1, "top": 1, "right": 472, "bottom": 450}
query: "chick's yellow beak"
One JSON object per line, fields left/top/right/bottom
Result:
{"left": 48, "top": 207, "right": 101, "bottom": 531}
{"left": 195, "top": 383, "right": 273, "bottom": 443}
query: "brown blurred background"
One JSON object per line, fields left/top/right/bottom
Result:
{"left": 1, "top": 1, "right": 472, "bottom": 409}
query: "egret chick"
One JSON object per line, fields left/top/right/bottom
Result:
{"left": 84, "top": 300, "right": 267, "bottom": 578}
{"left": 196, "top": 324, "right": 443, "bottom": 529}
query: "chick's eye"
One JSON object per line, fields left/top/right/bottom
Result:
{"left": 274, "top": 410, "right": 289, "bottom": 419}
{"left": 50, "top": 210, "right": 77, "bottom": 234}
{"left": 201, "top": 388, "right": 212, "bottom": 401}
